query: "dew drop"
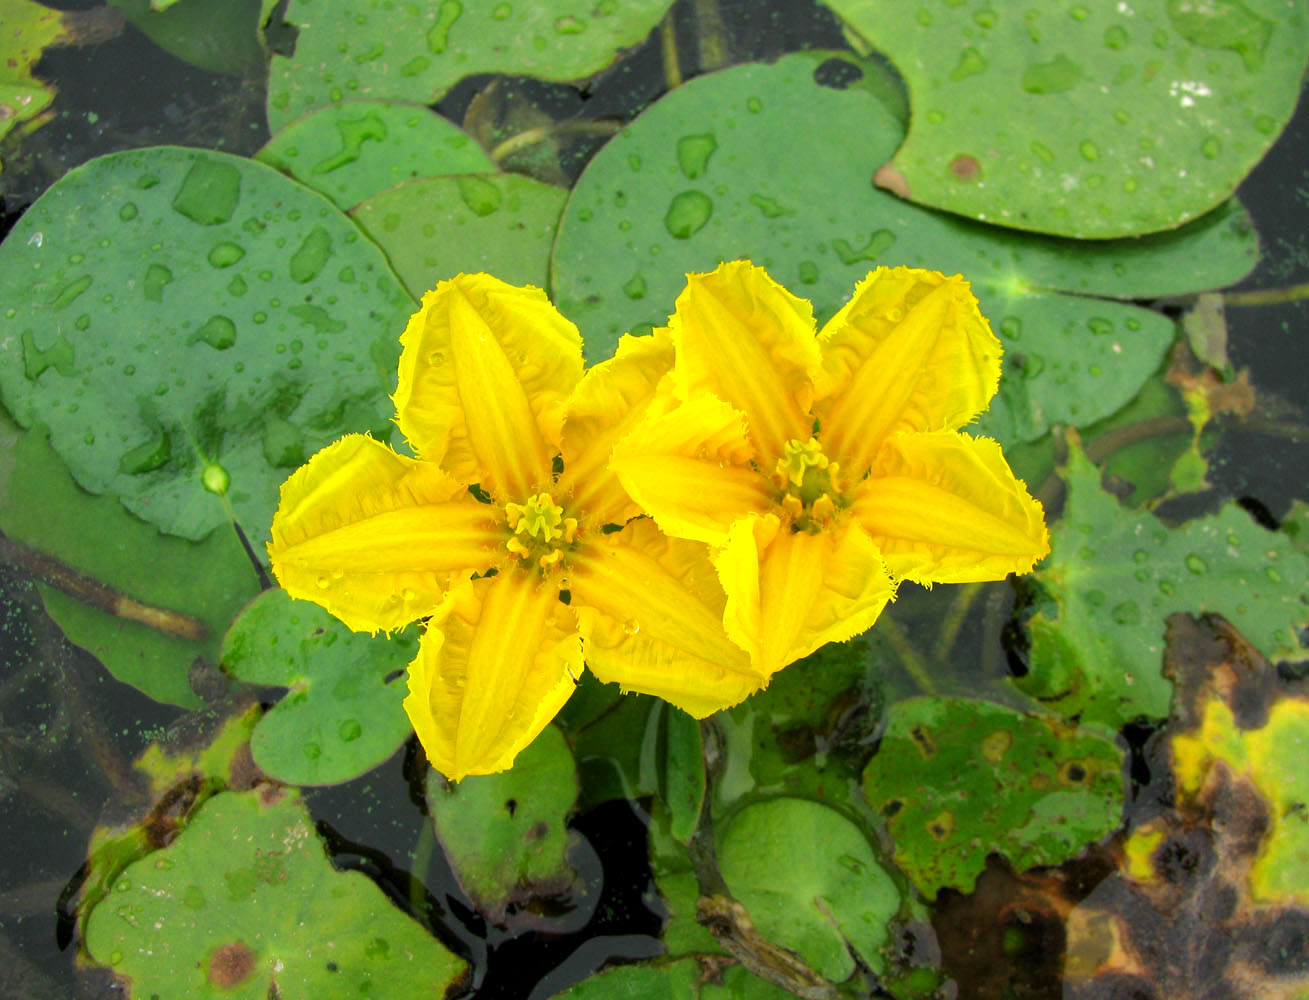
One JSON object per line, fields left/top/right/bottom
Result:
{"left": 676, "top": 132, "right": 718, "bottom": 180}
{"left": 143, "top": 264, "right": 173, "bottom": 303}
{"left": 492, "top": 2, "right": 511, "bottom": 18}
{"left": 316, "top": 575, "right": 331, "bottom": 589}
{"left": 1104, "top": 25, "right": 1128, "bottom": 49}
{"left": 289, "top": 226, "right": 333, "bottom": 283}
{"left": 554, "top": 13, "right": 585, "bottom": 33}
{"left": 797, "top": 260, "right": 819, "bottom": 285}
{"left": 1079, "top": 140, "right": 1099, "bottom": 161}
{"left": 189, "top": 314, "right": 237, "bottom": 350}
{"left": 426, "top": 0, "right": 462, "bottom": 53}
{"left": 207, "top": 242, "right": 246, "bottom": 268}
{"left": 1266, "top": 566, "right": 1283, "bottom": 583}
{"left": 339, "top": 719, "right": 362, "bottom": 742}
{"left": 1201, "top": 136, "right": 1222, "bottom": 159}
{"left": 622, "top": 273, "right": 647, "bottom": 300}
{"left": 999, "top": 316, "right": 1022, "bottom": 340}
{"left": 1021, "top": 53, "right": 1081, "bottom": 94}
{"left": 1111, "top": 601, "right": 1141, "bottom": 625}
{"left": 171, "top": 157, "right": 241, "bottom": 226}
{"left": 303, "top": 742, "right": 323, "bottom": 760}
{"left": 950, "top": 45, "right": 986, "bottom": 81}
{"left": 1087, "top": 317, "right": 1113, "bottom": 335}
{"left": 457, "top": 175, "right": 502, "bottom": 216}
{"left": 623, "top": 618, "right": 641, "bottom": 635}
{"left": 119, "top": 202, "right": 138, "bottom": 221}
{"left": 664, "top": 191, "right": 713, "bottom": 239}
{"left": 1185, "top": 554, "right": 1209, "bottom": 575}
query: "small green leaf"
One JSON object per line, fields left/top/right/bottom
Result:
{"left": 424, "top": 724, "right": 583, "bottom": 925}
{"left": 1019, "top": 441, "right": 1309, "bottom": 727}
{"left": 0, "top": 146, "right": 414, "bottom": 543}
{"left": 256, "top": 100, "right": 494, "bottom": 209}
{"left": 221, "top": 589, "right": 416, "bottom": 786}
{"left": 267, "top": 0, "right": 676, "bottom": 131}
{"left": 827, "top": 0, "right": 1309, "bottom": 237}
{"left": 862, "top": 696, "right": 1124, "bottom": 899}
{"left": 351, "top": 173, "right": 567, "bottom": 298}
{"left": 84, "top": 788, "right": 468, "bottom": 998}
{"left": 554, "top": 957, "right": 797, "bottom": 999}
{"left": 0, "top": 422, "right": 258, "bottom": 708}
{"left": 717, "top": 797, "right": 901, "bottom": 982}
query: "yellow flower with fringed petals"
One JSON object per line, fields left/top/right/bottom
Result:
{"left": 612, "top": 261, "right": 1049, "bottom": 680}
{"left": 269, "top": 274, "right": 760, "bottom": 781}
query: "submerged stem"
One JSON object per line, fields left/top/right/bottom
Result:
{"left": 0, "top": 537, "right": 206, "bottom": 640}
{"left": 1225, "top": 281, "right": 1309, "bottom": 306}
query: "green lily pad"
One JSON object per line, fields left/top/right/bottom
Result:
{"left": 828, "top": 0, "right": 1309, "bottom": 238}
{"left": 549, "top": 53, "right": 1257, "bottom": 444}
{"left": 221, "top": 589, "right": 416, "bottom": 786}
{"left": 1018, "top": 441, "right": 1309, "bottom": 727}
{"left": 0, "top": 146, "right": 414, "bottom": 543}
{"left": 107, "top": 0, "right": 268, "bottom": 76}
{"left": 256, "top": 100, "right": 494, "bottom": 210}
{"left": 79, "top": 706, "right": 262, "bottom": 934}
{"left": 351, "top": 173, "right": 567, "bottom": 298}
{"left": 717, "top": 797, "right": 901, "bottom": 982}
{"left": 861, "top": 696, "right": 1124, "bottom": 899}
{"left": 267, "top": 0, "right": 675, "bottom": 132}
{"left": 84, "top": 788, "right": 468, "bottom": 998}
{"left": 0, "top": 0, "right": 68, "bottom": 148}
{"left": 424, "top": 723, "right": 583, "bottom": 925}
{"left": 0, "top": 422, "right": 259, "bottom": 708}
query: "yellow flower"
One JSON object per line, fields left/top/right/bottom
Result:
{"left": 611, "top": 262, "right": 1049, "bottom": 679}
{"left": 268, "top": 274, "right": 760, "bottom": 781}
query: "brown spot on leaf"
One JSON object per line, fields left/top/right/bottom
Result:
{"left": 949, "top": 155, "right": 981, "bottom": 181}
{"left": 207, "top": 940, "right": 256, "bottom": 988}
{"left": 525, "top": 821, "right": 548, "bottom": 842}
{"left": 873, "top": 163, "right": 910, "bottom": 198}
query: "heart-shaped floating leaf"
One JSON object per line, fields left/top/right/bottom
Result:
{"left": 256, "top": 100, "right": 495, "bottom": 209}
{"left": 862, "top": 696, "right": 1123, "bottom": 899}
{"left": 1019, "top": 441, "right": 1309, "bottom": 728}
{"left": 0, "top": 146, "right": 415, "bottom": 543}
{"left": 717, "top": 797, "right": 901, "bottom": 982}
{"left": 0, "top": 422, "right": 259, "bottom": 708}
{"left": 424, "top": 723, "right": 585, "bottom": 927}
{"left": 550, "top": 52, "right": 1257, "bottom": 444}
{"left": 826, "top": 0, "right": 1309, "bottom": 238}
{"left": 221, "top": 589, "right": 416, "bottom": 786}
{"left": 266, "top": 0, "right": 675, "bottom": 132}
{"left": 84, "top": 788, "right": 469, "bottom": 998}
{"left": 351, "top": 173, "right": 567, "bottom": 298}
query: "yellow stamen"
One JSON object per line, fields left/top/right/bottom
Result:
{"left": 774, "top": 437, "right": 842, "bottom": 532}
{"left": 503, "top": 492, "right": 577, "bottom": 570}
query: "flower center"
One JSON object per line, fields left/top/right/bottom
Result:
{"left": 504, "top": 492, "right": 577, "bottom": 571}
{"left": 774, "top": 437, "right": 841, "bottom": 532}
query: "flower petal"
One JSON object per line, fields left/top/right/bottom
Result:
{"left": 669, "top": 261, "right": 820, "bottom": 464}
{"left": 817, "top": 267, "right": 1001, "bottom": 475}
{"left": 570, "top": 519, "right": 763, "bottom": 717}
{"left": 713, "top": 514, "right": 896, "bottom": 679}
{"left": 852, "top": 431, "right": 1050, "bottom": 584}
{"left": 557, "top": 329, "right": 674, "bottom": 527}
{"left": 609, "top": 391, "right": 773, "bottom": 547}
{"left": 394, "top": 274, "right": 583, "bottom": 500}
{"left": 269, "top": 434, "right": 502, "bottom": 632}
{"left": 404, "top": 572, "right": 580, "bottom": 781}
